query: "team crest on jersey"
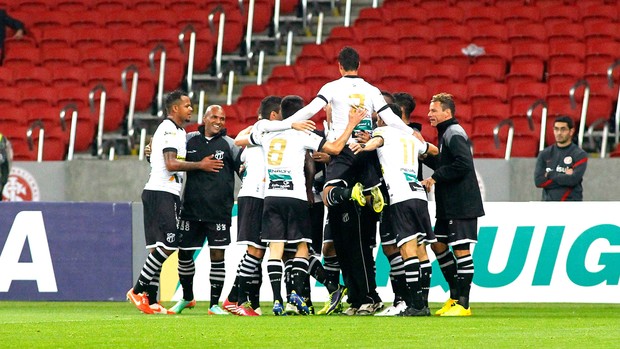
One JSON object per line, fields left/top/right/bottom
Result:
{"left": 563, "top": 156, "right": 573, "bottom": 165}
{"left": 342, "top": 212, "right": 349, "bottom": 222}
{"left": 214, "top": 150, "right": 224, "bottom": 160}
{"left": 166, "top": 233, "right": 176, "bottom": 243}
{"left": 2, "top": 167, "right": 40, "bottom": 201}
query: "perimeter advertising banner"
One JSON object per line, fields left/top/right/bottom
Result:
{"left": 174, "top": 201, "right": 620, "bottom": 304}
{"left": 0, "top": 202, "right": 133, "bottom": 301}
{"left": 1, "top": 202, "right": 618, "bottom": 303}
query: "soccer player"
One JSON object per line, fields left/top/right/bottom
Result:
{"left": 534, "top": 115, "right": 588, "bottom": 201}
{"left": 350, "top": 103, "right": 438, "bottom": 316}
{"left": 169, "top": 105, "right": 242, "bottom": 315}
{"left": 238, "top": 95, "right": 367, "bottom": 315}
{"left": 220, "top": 96, "right": 283, "bottom": 317}
{"left": 421, "top": 93, "right": 485, "bottom": 316}
{"left": 127, "top": 90, "right": 224, "bottom": 314}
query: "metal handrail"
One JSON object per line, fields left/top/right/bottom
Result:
{"left": 285, "top": 30, "right": 293, "bottom": 66}
{"left": 607, "top": 59, "right": 620, "bottom": 145}
{"left": 316, "top": 12, "right": 324, "bottom": 44}
{"left": 149, "top": 44, "right": 166, "bottom": 117}
{"left": 586, "top": 118, "right": 610, "bottom": 158}
{"left": 59, "top": 103, "right": 78, "bottom": 161}
{"left": 138, "top": 128, "right": 147, "bottom": 161}
{"left": 89, "top": 84, "right": 107, "bottom": 157}
{"left": 569, "top": 79, "right": 590, "bottom": 148}
{"left": 26, "top": 120, "right": 45, "bottom": 162}
{"left": 198, "top": 90, "right": 206, "bottom": 124}
{"left": 226, "top": 70, "right": 235, "bottom": 105}
{"left": 244, "top": 0, "right": 255, "bottom": 61}
{"left": 344, "top": 0, "right": 352, "bottom": 26}
{"left": 256, "top": 50, "right": 265, "bottom": 85}
{"left": 526, "top": 99, "right": 548, "bottom": 151}
{"left": 208, "top": 6, "right": 225, "bottom": 81}
{"left": 493, "top": 119, "right": 515, "bottom": 160}
{"left": 121, "top": 65, "right": 139, "bottom": 140}
{"left": 179, "top": 24, "right": 197, "bottom": 99}
{"left": 273, "top": 0, "right": 281, "bottom": 51}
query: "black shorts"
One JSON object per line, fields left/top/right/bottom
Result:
{"left": 324, "top": 146, "right": 381, "bottom": 190}
{"left": 177, "top": 220, "right": 231, "bottom": 250}
{"left": 261, "top": 197, "right": 311, "bottom": 244}
{"left": 142, "top": 189, "right": 180, "bottom": 250}
{"left": 390, "top": 199, "right": 436, "bottom": 248}
{"left": 434, "top": 218, "right": 478, "bottom": 248}
{"left": 379, "top": 205, "right": 397, "bottom": 245}
{"left": 237, "top": 196, "right": 266, "bottom": 249}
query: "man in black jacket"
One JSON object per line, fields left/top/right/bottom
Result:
{"left": 421, "top": 93, "right": 484, "bottom": 317}
{"left": 0, "top": 10, "right": 25, "bottom": 64}
{"left": 170, "top": 104, "right": 242, "bottom": 315}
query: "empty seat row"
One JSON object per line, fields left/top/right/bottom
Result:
{"left": 358, "top": 3, "right": 620, "bottom": 28}
{"left": 328, "top": 21, "right": 620, "bottom": 48}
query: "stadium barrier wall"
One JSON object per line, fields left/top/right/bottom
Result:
{"left": 3, "top": 158, "right": 620, "bottom": 202}
{"left": 1, "top": 201, "right": 618, "bottom": 303}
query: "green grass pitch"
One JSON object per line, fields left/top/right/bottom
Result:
{"left": 0, "top": 302, "right": 617, "bottom": 348}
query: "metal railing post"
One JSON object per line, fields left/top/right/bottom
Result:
{"left": 149, "top": 44, "right": 167, "bottom": 117}
{"left": 89, "top": 84, "right": 107, "bottom": 157}
{"left": 226, "top": 70, "right": 235, "bottom": 105}
{"left": 493, "top": 119, "right": 515, "bottom": 160}
{"left": 208, "top": 7, "right": 226, "bottom": 85}
{"left": 138, "top": 128, "right": 147, "bottom": 161}
{"left": 527, "top": 99, "right": 548, "bottom": 152}
{"left": 607, "top": 59, "right": 620, "bottom": 145}
{"left": 344, "top": 0, "right": 352, "bottom": 26}
{"left": 179, "top": 24, "right": 197, "bottom": 99}
{"left": 245, "top": 0, "right": 255, "bottom": 60}
{"left": 121, "top": 65, "right": 139, "bottom": 140}
{"left": 285, "top": 30, "right": 293, "bottom": 66}
{"left": 59, "top": 103, "right": 78, "bottom": 161}
{"left": 586, "top": 118, "right": 610, "bottom": 158}
{"left": 256, "top": 50, "right": 265, "bottom": 85}
{"left": 26, "top": 120, "right": 45, "bottom": 162}
{"left": 316, "top": 12, "right": 324, "bottom": 44}
{"left": 198, "top": 90, "right": 206, "bottom": 124}
{"left": 569, "top": 79, "right": 590, "bottom": 148}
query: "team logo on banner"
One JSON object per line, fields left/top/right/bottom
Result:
{"left": 2, "top": 167, "right": 40, "bottom": 202}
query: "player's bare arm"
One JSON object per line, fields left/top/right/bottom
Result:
{"left": 163, "top": 151, "right": 224, "bottom": 172}
{"left": 320, "top": 106, "right": 367, "bottom": 155}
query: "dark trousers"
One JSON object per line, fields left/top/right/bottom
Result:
{"left": 330, "top": 201, "right": 380, "bottom": 306}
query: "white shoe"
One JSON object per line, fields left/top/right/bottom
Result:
{"left": 285, "top": 302, "right": 299, "bottom": 315}
{"left": 343, "top": 306, "right": 358, "bottom": 316}
{"left": 375, "top": 301, "right": 407, "bottom": 316}
{"left": 356, "top": 302, "right": 384, "bottom": 316}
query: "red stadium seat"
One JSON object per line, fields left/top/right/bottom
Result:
{"left": 540, "top": 5, "right": 580, "bottom": 27}
{"left": 396, "top": 24, "right": 434, "bottom": 46}
{"left": 463, "top": 6, "right": 503, "bottom": 26}
{"left": 470, "top": 24, "right": 508, "bottom": 46}
{"left": 548, "top": 41, "right": 585, "bottom": 67}
{"left": 502, "top": 6, "right": 540, "bottom": 25}
{"left": 507, "top": 23, "right": 547, "bottom": 45}
{"left": 511, "top": 42, "right": 548, "bottom": 65}
{"left": 40, "top": 47, "right": 80, "bottom": 68}
{"left": 464, "top": 62, "right": 506, "bottom": 85}
{"left": 546, "top": 23, "right": 584, "bottom": 44}
{"left": 51, "top": 66, "right": 88, "bottom": 87}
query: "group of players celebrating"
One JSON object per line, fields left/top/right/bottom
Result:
{"left": 127, "top": 46, "right": 484, "bottom": 317}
